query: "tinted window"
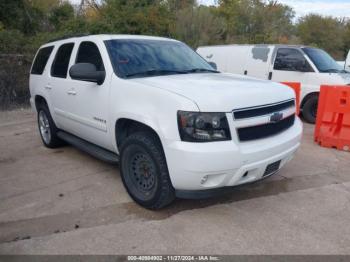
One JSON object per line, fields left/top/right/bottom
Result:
{"left": 302, "top": 47, "right": 345, "bottom": 73}
{"left": 31, "top": 46, "right": 54, "bottom": 75}
{"left": 76, "top": 41, "right": 104, "bottom": 71}
{"left": 274, "top": 48, "right": 312, "bottom": 72}
{"left": 105, "top": 39, "right": 215, "bottom": 78}
{"left": 51, "top": 43, "right": 74, "bottom": 78}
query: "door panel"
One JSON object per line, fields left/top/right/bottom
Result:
{"left": 270, "top": 48, "right": 315, "bottom": 106}
{"left": 63, "top": 41, "right": 111, "bottom": 150}
{"left": 245, "top": 46, "right": 273, "bottom": 79}
{"left": 47, "top": 43, "right": 75, "bottom": 132}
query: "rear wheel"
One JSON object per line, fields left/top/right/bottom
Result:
{"left": 37, "top": 105, "right": 63, "bottom": 148}
{"left": 302, "top": 94, "right": 318, "bottom": 124}
{"left": 120, "top": 132, "right": 175, "bottom": 209}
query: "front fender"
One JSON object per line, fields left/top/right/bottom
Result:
{"left": 108, "top": 76, "right": 199, "bottom": 152}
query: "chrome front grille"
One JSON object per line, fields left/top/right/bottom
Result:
{"left": 237, "top": 115, "right": 295, "bottom": 141}
{"left": 233, "top": 99, "right": 296, "bottom": 142}
{"left": 233, "top": 99, "right": 295, "bottom": 120}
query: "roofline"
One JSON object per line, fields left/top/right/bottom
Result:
{"left": 197, "top": 44, "right": 311, "bottom": 49}
{"left": 44, "top": 34, "right": 178, "bottom": 45}
{"left": 47, "top": 33, "right": 90, "bottom": 43}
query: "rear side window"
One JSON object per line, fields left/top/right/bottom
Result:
{"left": 51, "top": 43, "right": 74, "bottom": 78}
{"left": 76, "top": 41, "right": 104, "bottom": 71}
{"left": 31, "top": 46, "right": 54, "bottom": 75}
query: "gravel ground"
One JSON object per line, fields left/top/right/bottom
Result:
{"left": 1, "top": 109, "right": 350, "bottom": 255}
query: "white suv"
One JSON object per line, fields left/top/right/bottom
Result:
{"left": 29, "top": 35, "right": 303, "bottom": 209}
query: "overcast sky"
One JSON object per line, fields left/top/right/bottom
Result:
{"left": 198, "top": 0, "right": 350, "bottom": 18}
{"left": 70, "top": 0, "right": 350, "bottom": 19}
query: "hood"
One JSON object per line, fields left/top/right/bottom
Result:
{"left": 331, "top": 73, "right": 350, "bottom": 84}
{"left": 130, "top": 73, "right": 295, "bottom": 112}
{"left": 313, "top": 72, "right": 350, "bottom": 88}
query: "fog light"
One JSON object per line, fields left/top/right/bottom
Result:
{"left": 201, "top": 175, "right": 208, "bottom": 184}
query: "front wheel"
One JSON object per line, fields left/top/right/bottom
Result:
{"left": 120, "top": 132, "right": 175, "bottom": 209}
{"left": 302, "top": 94, "right": 318, "bottom": 124}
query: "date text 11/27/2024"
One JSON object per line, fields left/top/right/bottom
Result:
{"left": 127, "top": 255, "right": 220, "bottom": 261}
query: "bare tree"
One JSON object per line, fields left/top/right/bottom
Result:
{"left": 78, "top": 0, "right": 85, "bottom": 15}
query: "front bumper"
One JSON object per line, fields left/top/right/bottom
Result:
{"left": 164, "top": 117, "right": 302, "bottom": 192}
{"left": 175, "top": 168, "right": 280, "bottom": 199}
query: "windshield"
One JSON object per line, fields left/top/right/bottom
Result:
{"left": 104, "top": 39, "right": 217, "bottom": 78}
{"left": 302, "top": 47, "right": 347, "bottom": 73}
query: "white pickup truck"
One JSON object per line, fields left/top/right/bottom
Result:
{"left": 29, "top": 35, "right": 302, "bottom": 209}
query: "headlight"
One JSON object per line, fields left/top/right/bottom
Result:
{"left": 177, "top": 111, "right": 231, "bottom": 142}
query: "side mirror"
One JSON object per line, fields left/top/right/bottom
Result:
{"left": 69, "top": 63, "right": 105, "bottom": 85}
{"left": 208, "top": 62, "right": 217, "bottom": 70}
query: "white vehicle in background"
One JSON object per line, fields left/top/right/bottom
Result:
{"left": 338, "top": 50, "right": 350, "bottom": 70}
{"left": 347, "top": 51, "right": 350, "bottom": 70}
{"left": 337, "top": 61, "right": 345, "bottom": 68}
{"left": 197, "top": 45, "right": 350, "bottom": 123}
{"left": 29, "top": 35, "right": 302, "bottom": 209}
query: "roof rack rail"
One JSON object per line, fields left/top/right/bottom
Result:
{"left": 47, "top": 33, "right": 91, "bottom": 43}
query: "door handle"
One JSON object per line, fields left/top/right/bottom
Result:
{"left": 268, "top": 72, "right": 273, "bottom": 80}
{"left": 67, "top": 90, "right": 77, "bottom": 95}
{"left": 45, "top": 84, "right": 52, "bottom": 90}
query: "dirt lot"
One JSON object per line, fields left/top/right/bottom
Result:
{"left": 0, "top": 109, "right": 350, "bottom": 255}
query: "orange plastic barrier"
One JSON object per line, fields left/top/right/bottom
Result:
{"left": 314, "top": 85, "right": 350, "bottom": 152}
{"left": 281, "top": 82, "right": 301, "bottom": 115}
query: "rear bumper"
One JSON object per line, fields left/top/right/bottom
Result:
{"left": 164, "top": 117, "right": 302, "bottom": 191}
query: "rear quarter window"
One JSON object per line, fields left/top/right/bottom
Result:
{"left": 31, "top": 46, "right": 54, "bottom": 75}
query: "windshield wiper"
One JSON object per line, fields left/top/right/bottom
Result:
{"left": 125, "top": 68, "right": 219, "bottom": 78}
{"left": 184, "top": 68, "right": 219, "bottom": 73}
{"left": 125, "top": 69, "right": 188, "bottom": 78}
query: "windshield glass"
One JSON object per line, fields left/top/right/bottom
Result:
{"left": 104, "top": 39, "right": 216, "bottom": 78}
{"left": 302, "top": 47, "right": 346, "bottom": 73}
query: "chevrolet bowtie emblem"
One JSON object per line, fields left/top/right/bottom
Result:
{"left": 270, "top": 112, "right": 283, "bottom": 123}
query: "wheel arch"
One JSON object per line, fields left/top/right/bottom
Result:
{"left": 301, "top": 92, "right": 319, "bottom": 109}
{"left": 34, "top": 95, "right": 60, "bottom": 128}
{"left": 115, "top": 118, "right": 163, "bottom": 152}
{"left": 34, "top": 95, "right": 48, "bottom": 110}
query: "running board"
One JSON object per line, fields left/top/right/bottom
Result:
{"left": 57, "top": 131, "right": 119, "bottom": 165}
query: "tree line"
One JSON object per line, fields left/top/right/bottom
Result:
{"left": 1, "top": 0, "right": 350, "bottom": 59}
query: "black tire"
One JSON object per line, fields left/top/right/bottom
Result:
{"left": 37, "top": 104, "right": 63, "bottom": 148}
{"left": 120, "top": 132, "right": 175, "bottom": 209}
{"left": 302, "top": 94, "right": 319, "bottom": 124}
